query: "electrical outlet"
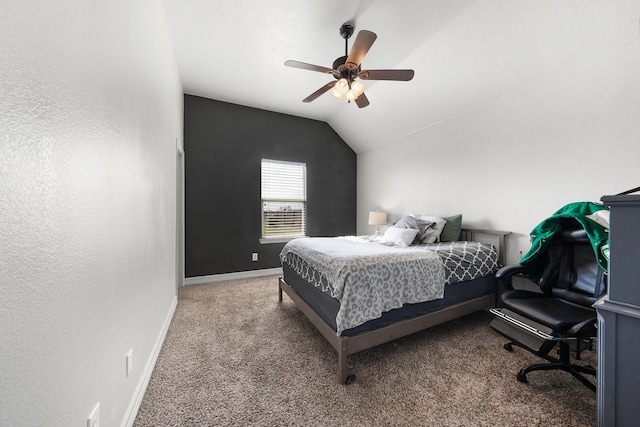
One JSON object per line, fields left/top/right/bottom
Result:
{"left": 87, "top": 403, "right": 100, "bottom": 427}
{"left": 126, "top": 348, "right": 133, "bottom": 378}
{"left": 252, "top": 252, "right": 258, "bottom": 262}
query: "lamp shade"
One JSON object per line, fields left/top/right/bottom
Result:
{"left": 368, "top": 211, "right": 387, "bottom": 226}
{"left": 335, "top": 78, "right": 349, "bottom": 95}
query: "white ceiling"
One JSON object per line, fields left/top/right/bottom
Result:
{"left": 162, "top": 0, "right": 636, "bottom": 153}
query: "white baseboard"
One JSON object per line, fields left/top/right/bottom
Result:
{"left": 183, "top": 267, "right": 283, "bottom": 286}
{"left": 121, "top": 295, "right": 178, "bottom": 427}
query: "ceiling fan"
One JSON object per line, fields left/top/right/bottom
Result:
{"left": 285, "top": 23, "right": 415, "bottom": 108}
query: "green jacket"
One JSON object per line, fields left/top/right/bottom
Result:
{"left": 520, "top": 201, "right": 610, "bottom": 272}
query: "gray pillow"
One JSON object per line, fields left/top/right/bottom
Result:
{"left": 394, "top": 215, "right": 434, "bottom": 244}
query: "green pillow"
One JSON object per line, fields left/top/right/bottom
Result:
{"left": 439, "top": 214, "right": 463, "bottom": 242}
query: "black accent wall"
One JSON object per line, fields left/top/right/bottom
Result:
{"left": 184, "top": 95, "right": 357, "bottom": 277}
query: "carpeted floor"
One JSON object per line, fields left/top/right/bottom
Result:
{"left": 134, "top": 275, "right": 596, "bottom": 426}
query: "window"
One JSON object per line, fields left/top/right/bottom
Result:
{"left": 261, "top": 159, "right": 306, "bottom": 240}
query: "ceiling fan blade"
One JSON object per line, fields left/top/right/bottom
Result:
{"left": 345, "top": 30, "right": 377, "bottom": 69}
{"left": 302, "top": 81, "right": 337, "bottom": 103}
{"left": 359, "top": 69, "right": 415, "bottom": 81}
{"left": 355, "top": 92, "right": 370, "bottom": 108}
{"left": 285, "top": 60, "right": 337, "bottom": 76}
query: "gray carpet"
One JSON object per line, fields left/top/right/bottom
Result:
{"left": 134, "top": 275, "right": 596, "bottom": 426}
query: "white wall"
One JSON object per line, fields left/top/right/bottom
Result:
{"left": 358, "top": 16, "right": 640, "bottom": 265}
{"left": 0, "top": 1, "right": 183, "bottom": 426}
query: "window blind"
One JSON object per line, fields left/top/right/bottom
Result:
{"left": 261, "top": 159, "right": 306, "bottom": 238}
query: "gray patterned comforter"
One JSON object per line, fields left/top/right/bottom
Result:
{"left": 280, "top": 236, "right": 498, "bottom": 335}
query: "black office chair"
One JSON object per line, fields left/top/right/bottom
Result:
{"left": 490, "top": 219, "right": 606, "bottom": 391}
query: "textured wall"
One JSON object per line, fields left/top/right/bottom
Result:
{"left": 0, "top": 1, "right": 182, "bottom": 426}
{"left": 184, "top": 95, "right": 357, "bottom": 277}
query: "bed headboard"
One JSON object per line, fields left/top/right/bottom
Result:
{"left": 460, "top": 228, "right": 511, "bottom": 267}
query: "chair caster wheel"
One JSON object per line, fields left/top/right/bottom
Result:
{"left": 504, "top": 343, "right": 513, "bottom": 352}
{"left": 345, "top": 374, "right": 356, "bottom": 384}
{"left": 517, "top": 372, "right": 528, "bottom": 383}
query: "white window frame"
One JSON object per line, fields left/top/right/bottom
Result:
{"left": 260, "top": 159, "right": 307, "bottom": 243}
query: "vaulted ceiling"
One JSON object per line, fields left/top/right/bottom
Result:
{"left": 162, "top": 0, "right": 636, "bottom": 153}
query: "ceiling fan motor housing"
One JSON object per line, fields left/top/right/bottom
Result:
{"left": 332, "top": 55, "right": 360, "bottom": 81}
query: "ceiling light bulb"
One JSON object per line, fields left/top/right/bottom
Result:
{"left": 345, "top": 89, "right": 355, "bottom": 102}
{"left": 330, "top": 88, "right": 342, "bottom": 100}
{"left": 351, "top": 80, "right": 364, "bottom": 96}
{"left": 335, "top": 78, "right": 349, "bottom": 95}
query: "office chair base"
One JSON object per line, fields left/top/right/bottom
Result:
{"left": 493, "top": 315, "right": 597, "bottom": 392}
{"left": 517, "top": 361, "right": 596, "bottom": 392}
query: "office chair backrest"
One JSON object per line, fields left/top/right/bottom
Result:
{"left": 537, "top": 226, "right": 607, "bottom": 307}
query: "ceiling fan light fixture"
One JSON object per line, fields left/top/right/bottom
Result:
{"left": 330, "top": 88, "right": 342, "bottom": 100}
{"left": 351, "top": 80, "right": 365, "bottom": 97}
{"left": 345, "top": 89, "right": 356, "bottom": 102}
{"left": 335, "top": 78, "right": 349, "bottom": 95}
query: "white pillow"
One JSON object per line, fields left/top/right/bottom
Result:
{"left": 394, "top": 215, "right": 434, "bottom": 245}
{"left": 409, "top": 212, "right": 447, "bottom": 244}
{"left": 383, "top": 227, "right": 418, "bottom": 246}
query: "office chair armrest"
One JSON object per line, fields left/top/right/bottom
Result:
{"left": 496, "top": 264, "right": 529, "bottom": 290}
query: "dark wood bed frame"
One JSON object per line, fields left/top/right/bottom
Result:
{"left": 278, "top": 228, "right": 511, "bottom": 384}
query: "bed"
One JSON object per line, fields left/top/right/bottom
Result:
{"left": 278, "top": 225, "right": 510, "bottom": 384}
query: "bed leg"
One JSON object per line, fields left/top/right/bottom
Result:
{"left": 278, "top": 278, "right": 283, "bottom": 302}
{"left": 338, "top": 344, "right": 356, "bottom": 384}
{"left": 338, "top": 347, "right": 348, "bottom": 384}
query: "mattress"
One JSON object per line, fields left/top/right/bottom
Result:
{"left": 282, "top": 262, "right": 496, "bottom": 337}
